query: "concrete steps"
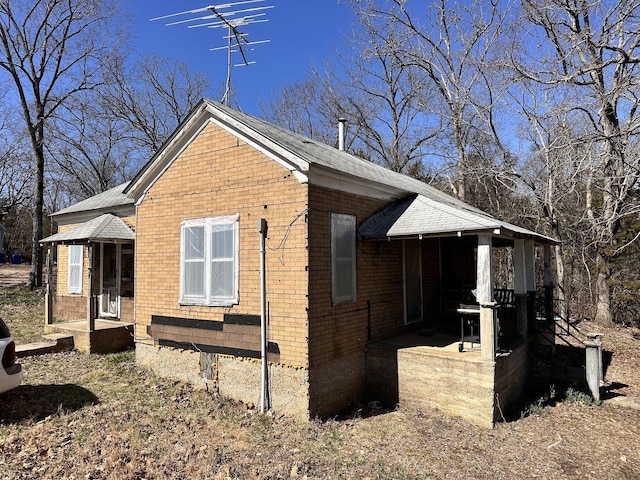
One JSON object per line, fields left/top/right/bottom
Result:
{"left": 15, "top": 333, "right": 74, "bottom": 357}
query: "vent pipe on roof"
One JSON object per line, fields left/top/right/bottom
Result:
{"left": 338, "top": 117, "right": 346, "bottom": 151}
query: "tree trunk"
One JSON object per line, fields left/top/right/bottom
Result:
{"left": 29, "top": 143, "right": 44, "bottom": 289}
{"left": 594, "top": 251, "right": 613, "bottom": 325}
{"left": 554, "top": 244, "right": 568, "bottom": 323}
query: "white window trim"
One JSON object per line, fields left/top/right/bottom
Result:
{"left": 67, "top": 245, "right": 83, "bottom": 294}
{"left": 331, "top": 213, "right": 357, "bottom": 304}
{"left": 179, "top": 214, "right": 239, "bottom": 306}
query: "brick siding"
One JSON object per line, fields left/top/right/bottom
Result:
{"left": 134, "top": 122, "right": 309, "bottom": 367}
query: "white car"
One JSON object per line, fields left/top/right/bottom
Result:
{"left": 0, "top": 317, "right": 23, "bottom": 394}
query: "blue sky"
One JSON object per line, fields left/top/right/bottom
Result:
{"left": 127, "top": 0, "right": 356, "bottom": 115}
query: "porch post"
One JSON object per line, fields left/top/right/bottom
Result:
{"left": 477, "top": 234, "right": 496, "bottom": 362}
{"left": 543, "top": 245, "right": 556, "bottom": 351}
{"left": 524, "top": 240, "right": 536, "bottom": 333}
{"left": 87, "top": 245, "right": 95, "bottom": 332}
{"left": 514, "top": 240, "right": 528, "bottom": 338}
{"left": 44, "top": 246, "right": 53, "bottom": 326}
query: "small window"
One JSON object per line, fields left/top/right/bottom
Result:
{"left": 180, "top": 215, "right": 239, "bottom": 306}
{"left": 331, "top": 213, "right": 356, "bottom": 304}
{"left": 67, "top": 245, "right": 83, "bottom": 294}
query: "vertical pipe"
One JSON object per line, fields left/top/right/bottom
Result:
{"left": 223, "top": 25, "right": 232, "bottom": 106}
{"left": 338, "top": 118, "right": 346, "bottom": 151}
{"left": 258, "top": 218, "right": 270, "bottom": 412}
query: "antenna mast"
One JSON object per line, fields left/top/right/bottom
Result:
{"left": 151, "top": 1, "right": 273, "bottom": 106}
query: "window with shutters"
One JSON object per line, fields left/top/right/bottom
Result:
{"left": 180, "top": 215, "right": 239, "bottom": 306}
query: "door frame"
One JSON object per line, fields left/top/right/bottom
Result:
{"left": 403, "top": 238, "right": 423, "bottom": 325}
{"left": 99, "top": 243, "right": 121, "bottom": 318}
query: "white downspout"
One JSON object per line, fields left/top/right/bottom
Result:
{"left": 258, "top": 218, "right": 270, "bottom": 413}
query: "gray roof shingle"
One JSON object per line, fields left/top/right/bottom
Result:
{"left": 41, "top": 214, "right": 134, "bottom": 244}
{"left": 53, "top": 182, "right": 134, "bottom": 217}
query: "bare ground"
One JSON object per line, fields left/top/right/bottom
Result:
{"left": 0, "top": 281, "right": 639, "bottom": 479}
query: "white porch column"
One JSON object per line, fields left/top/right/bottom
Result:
{"left": 524, "top": 240, "right": 536, "bottom": 294}
{"left": 87, "top": 245, "right": 95, "bottom": 332}
{"left": 477, "top": 234, "right": 496, "bottom": 361}
{"left": 44, "top": 246, "right": 54, "bottom": 326}
{"left": 543, "top": 244, "right": 556, "bottom": 350}
{"left": 514, "top": 239, "right": 528, "bottom": 337}
{"left": 543, "top": 244, "right": 554, "bottom": 312}
{"left": 524, "top": 239, "right": 536, "bottom": 334}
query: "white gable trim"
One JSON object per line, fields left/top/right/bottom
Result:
{"left": 128, "top": 106, "right": 210, "bottom": 200}
{"left": 127, "top": 102, "right": 310, "bottom": 200}
{"left": 204, "top": 106, "right": 310, "bottom": 179}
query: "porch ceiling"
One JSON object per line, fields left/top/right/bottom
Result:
{"left": 40, "top": 213, "right": 134, "bottom": 245}
{"left": 359, "top": 194, "right": 558, "bottom": 245}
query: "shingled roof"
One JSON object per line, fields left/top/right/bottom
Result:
{"left": 125, "top": 99, "right": 556, "bottom": 245}
{"left": 52, "top": 182, "right": 134, "bottom": 218}
{"left": 126, "top": 100, "right": 481, "bottom": 213}
{"left": 41, "top": 214, "right": 134, "bottom": 244}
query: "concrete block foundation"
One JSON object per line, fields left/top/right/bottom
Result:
{"left": 136, "top": 344, "right": 309, "bottom": 419}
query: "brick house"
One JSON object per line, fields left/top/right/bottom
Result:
{"left": 43, "top": 99, "right": 557, "bottom": 427}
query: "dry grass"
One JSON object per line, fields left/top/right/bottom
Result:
{"left": 0, "top": 286, "right": 46, "bottom": 344}
{"left": 1, "top": 285, "right": 639, "bottom": 479}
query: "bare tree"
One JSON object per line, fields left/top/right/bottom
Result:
{"left": 333, "top": 14, "right": 441, "bottom": 176}
{"left": 46, "top": 54, "right": 209, "bottom": 205}
{"left": 356, "top": 0, "right": 512, "bottom": 200}
{"left": 0, "top": 0, "right": 126, "bottom": 288}
{"left": 0, "top": 108, "right": 31, "bottom": 211}
{"left": 260, "top": 77, "right": 338, "bottom": 147}
{"left": 103, "top": 54, "right": 211, "bottom": 156}
{"left": 512, "top": 0, "right": 640, "bottom": 324}
{"left": 511, "top": 79, "right": 595, "bottom": 321}
{"left": 49, "top": 95, "right": 136, "bottom": 202}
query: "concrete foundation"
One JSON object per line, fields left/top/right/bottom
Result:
{"left": 367, "top": 333, "right": 497, "bottom": 428}
{"left": 308, "top": 351, "right": 366, "bottom": 418}
{"left": 495, "top": 338, "right": 533, "bottom": 417}
{"left": 136, "top": 343, "right": 310, "bottom": 419}
{"left": 44, "top": 319, "right": 134, "bottom": 354}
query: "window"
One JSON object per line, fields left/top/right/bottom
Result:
{"left": 67, "top": 245, "right": 83, "bottom": 294}
{"left": 180, "top": 215, "right": 239, "bottom": 306}
{"left": 331, "top": 213, "right": 356, "bottom": 304}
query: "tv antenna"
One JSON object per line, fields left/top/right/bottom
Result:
{"left": 151, "top": 1, "right": 273, "bottom": 106}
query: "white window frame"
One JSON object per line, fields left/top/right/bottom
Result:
{"left": 67, "top": 245, "right": 83, "bottom": 294}
{"left": 179, "top": 214, "right": 239, "bottom": 306}
{"left": 331, "top": 213, "right": 357, "bottom": 304}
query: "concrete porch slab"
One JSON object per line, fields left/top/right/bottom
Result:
{"left": 44, "top": 319, "right": 134, "bottom": 354}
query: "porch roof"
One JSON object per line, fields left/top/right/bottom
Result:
{"left": 359, "top": 194, "right": 558, "bottom": 244}
{"left": 40, "top": 214, "right": 134, "bottom": 245}
{"left": 52, "top": 182, "right": 134, "bottom": 218}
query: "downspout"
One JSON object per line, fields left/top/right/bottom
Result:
{"left": 258, "top": 218, "right": 270, "bottom": 412}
